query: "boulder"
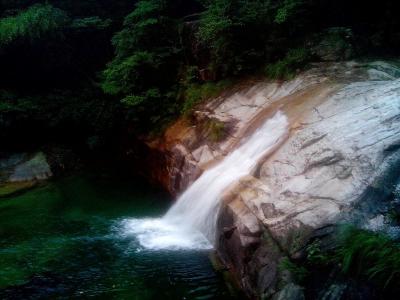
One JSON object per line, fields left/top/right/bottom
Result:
{"left": 0, "top": 152, "right": 52, "bottom": 197}
{"left": 151, "top": 61, "right": 400, "bottom": 297}
{"left": 9, "top": 152, "right": 52, "bottom": 182}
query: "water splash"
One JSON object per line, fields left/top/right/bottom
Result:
{"left": 120, "top": 111, "right": 288, "bottom": 250}
{"left": 119, "top": 218, "right": 212, "bottom": 251}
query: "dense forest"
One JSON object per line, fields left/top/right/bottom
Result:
{"left": 1, "top": 0, "right": 399, "bottom": 152}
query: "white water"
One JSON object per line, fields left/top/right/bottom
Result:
{"left": 120, "top": 111, "right": 288, "bottom": 250}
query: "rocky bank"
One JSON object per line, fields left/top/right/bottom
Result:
{"left": 147, "top": 61, "right": 400, "bottom": 298}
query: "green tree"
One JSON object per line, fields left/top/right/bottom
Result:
{"left": 102, "top": 0, "right": 182, "bottom": 129}
{"left": 197, "top": 0, "right": 309, "bottom": 78}
{"left": 0, "top": 4, "right": 69, "bottom": 47}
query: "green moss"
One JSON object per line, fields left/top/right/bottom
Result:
{"left": 205, "top": 119, "right": 226, "bottom": 142}
{"left": 0, "top": 181, "right": 36, "bottom": 198}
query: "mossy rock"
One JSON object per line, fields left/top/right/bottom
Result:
{"left": 0, "top": 181, "right": 37, "bottom": 198}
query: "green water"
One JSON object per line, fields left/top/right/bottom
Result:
{"left": 0, "top": 173, "right": 236, "bottom": 299}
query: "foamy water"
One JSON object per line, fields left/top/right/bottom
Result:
{"left": 119, "top": 111, "right": 288, "bottom": 250}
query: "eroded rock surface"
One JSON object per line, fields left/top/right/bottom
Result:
{"left": 150, "top": 61, "right": 400, "bottom": 298}
{"left": 146, "top": 62, "right": 365, "bottom": 195}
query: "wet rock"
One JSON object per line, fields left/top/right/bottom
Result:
{"left": 368, "top": 61, "right": 400, "bottom": 79}
{"left": 215, "top": 62, "right": 400, "bottom": 297}
{"left": 217, "top": 195, "right": 283, "bottom": 299}
{"left": 145, "top": 67, "right": 329, "bottom": 194}
{"left": 152, "top": 61, "right": 400, "bottom": 297}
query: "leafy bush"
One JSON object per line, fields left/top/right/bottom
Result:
{"left": 336, "top": 226, "right": 400, "bottom": 289}
{"left": 181, "top": 80, "right": 232, "bottom": 114}
{"left": 306, "top": 240, "right": 331, "bottom": 265}
{"left": 275, "top": 0, "right": 305, "bottom": 24}
{"left": 101, "top": 0, "right": 181, "bottom": 130}
{"left": 279, "top": 257, "right": 309, "bottom": 284}
{"left": 0, "top": 4, "right": 69, "bottom": 47}
{"left": 265, "top": 48, "right": 310, "bottom": 79}
{"left": 276, "top": 227, "right": 400, "bottom": 296}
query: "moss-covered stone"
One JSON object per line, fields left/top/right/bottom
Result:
{"left": 0, "top": 181, "right": 37, "bottom": 198}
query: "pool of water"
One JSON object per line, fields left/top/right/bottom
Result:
{"left": 0, "top": 173, "right": 236, "bottom": 299}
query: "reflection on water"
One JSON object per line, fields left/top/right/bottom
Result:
{"left": 0, "top": 173, "right": 237, "bottom": 299}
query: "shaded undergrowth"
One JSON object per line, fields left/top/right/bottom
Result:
{"left": 280, "top": 225, "right": 400, "bottom": 297}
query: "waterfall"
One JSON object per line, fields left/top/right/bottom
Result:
{"left": 119, "top": 111, "right": 288, "bottom": 250}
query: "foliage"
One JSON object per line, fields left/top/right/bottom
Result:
{"left": 280, "top": 227, "right": 400, "bottom": 295}
{"left": 0, "top": 1, "right": 129, "bottom": 149}
{"left": 336, "top": 226, "right": 400, "bottom": 289}
{"left": 1, "top": 0, "right": 400, "bottom": 148}
{"left": 265, "top": 47, "right": 310, "bottom": 79}
{"left": 0, "top": 87, "right": 118, "bottom": 150}
{"left": 279, "top": 257, "right": 309, "bottom": 284}
{"left": 196, "top": 0, "right": 313, "bottom": 78}
{"left": 181, "top": 80, "right": 232, "bottom": 114}
{"left": 0, "top": 4, "right": 69, "bottom": 47}
{"left": 101, "top": 0, "right": 181, "bottom": 129}
{"left": 306, "top": 240, "right": 331, "bottom": 265}
{"left": 197, "top": 0, "right": 276, "bottom": 77}
{"left": 274, "top": 0, "right": 305, "bottom": 24}
{"left": 205, "top": 119, "right": 226, "bottom": 142}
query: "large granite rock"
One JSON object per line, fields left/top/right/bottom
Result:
{"left": 216, "top": 65, "right": 400, "bottom": 298}
{"left": 149, "top": 61, "right": 400, "bottom": 298}
{"left": 146, "top": 62, "right": 372, "bottom": 195}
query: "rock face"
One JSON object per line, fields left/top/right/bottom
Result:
{"left": 145, "top": 64, "right": 337, "bottom": 195}
{"left": 149, "top": 61, "right": 400, "bottom": 298}
{"left": 0, "top": 152, "right": 52, "bottom": 197}
{"left": 8, "top": 152, "right": 52, "bottom": 182}
{"left": 217, "top": 65, "right": 400, "bottom": 298}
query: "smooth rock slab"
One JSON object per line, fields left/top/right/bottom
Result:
{"left": 215, "top": 63, "right": 400, "bottom": 298}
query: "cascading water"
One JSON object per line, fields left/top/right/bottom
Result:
{"left": 120, "top": 111, "right": 288, "bottom": 250}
